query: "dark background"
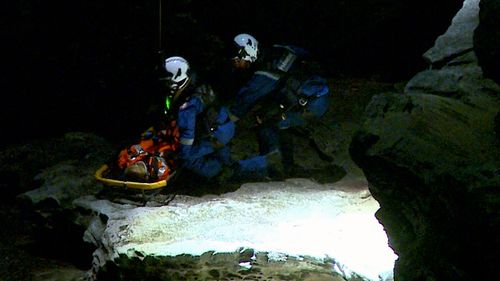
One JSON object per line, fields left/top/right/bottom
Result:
{"left": 2, "top": 0, "right": 462, "bottom": 148}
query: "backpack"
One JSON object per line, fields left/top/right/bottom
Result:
{"left": 270, "top": 45, "right": 327, "bottom": 101}
{"left": 280, "top": 74, "right": 329, "bottom": 110}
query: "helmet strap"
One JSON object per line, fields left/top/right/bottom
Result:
{"left": 171, "top": 78, "right": 191, "bottom": 105}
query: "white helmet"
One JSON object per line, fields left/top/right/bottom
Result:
{"left": 164, "top": 56, "right": 190, "bottom": 93}
{"left": 234, "top": 33, "right": 259, "bottom": 62}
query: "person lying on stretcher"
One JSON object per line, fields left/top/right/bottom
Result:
{"left": 115, "top": 120, "right": 179, "bottom": 183}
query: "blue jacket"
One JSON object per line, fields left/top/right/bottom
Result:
{"left": 229, "top": 44, "right": 310, "bottom": 119}
{"left": 230, "top": 43, "right": 330, "bottom": 129}
{"left": 277, "top": 75, "right": 330, "bottom": 129}
{"left": 177, "top": 92, "right": 235, "bottom": 166}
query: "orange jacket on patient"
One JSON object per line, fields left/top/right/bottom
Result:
{"left": 117, "top": 120, "right": 180, "bottom": 182}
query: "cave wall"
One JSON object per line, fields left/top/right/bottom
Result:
{"left": 349, "top": 0, "right": 500, "bottom": 280}
{"left": 4, "top": 0, "right": 462, "bottom": 148}
{"left": 180, "top": 0, "right": 463, "bottom": 81}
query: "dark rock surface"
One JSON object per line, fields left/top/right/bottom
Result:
{"left": 97, "top": 250, "right": 346, "bottom": 281}
{"left": 350, "top": 92, "right": 499, "bottom": 280}
{"left": 350, "top": 1, "right": 500, "bottom": 280}
{"left": 474, "top": 0, "right": 500, "bottom": 84}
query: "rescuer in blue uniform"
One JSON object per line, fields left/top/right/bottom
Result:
{"left": 227, "top": 34, "right": 331, "bottom": 179}
{"left": 162, "top": 56, "right": 235, "bottom": 179}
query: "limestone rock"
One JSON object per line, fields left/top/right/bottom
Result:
{"left": 350, "top": 0, "right": 500, "bottom": 280}
{"left": 423, "top": 0, "right": 479, "bottom": 65}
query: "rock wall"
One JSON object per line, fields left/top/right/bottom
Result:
{"left": 349, "top": 0, "right": 500, "bottom": 280}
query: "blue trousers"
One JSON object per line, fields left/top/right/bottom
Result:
{"left": 185, "top": 146, "right": 232, "bottom": 179}
{"left": 235, "top": 124, "right": 295, "bottom": 179}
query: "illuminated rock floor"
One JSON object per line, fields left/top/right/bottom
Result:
{"left": 76, "top": 177, "right": 397, "bottom": 281}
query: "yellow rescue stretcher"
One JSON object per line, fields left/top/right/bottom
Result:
{"left": 94, "top": 164, "right": 175, "bottom": 190}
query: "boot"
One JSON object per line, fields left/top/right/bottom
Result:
{"left": 217, "top": 163, "right": 236, "bottom": 185}
{"left": 284, "top": 163, "right": 310, "bottom": 178}
{"left": 265, "top": 149, "right": 285, "bottom": 180}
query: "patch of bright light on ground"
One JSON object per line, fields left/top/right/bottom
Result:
{"left": 112, "top": 178, "right": 397, "bottom": 281}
